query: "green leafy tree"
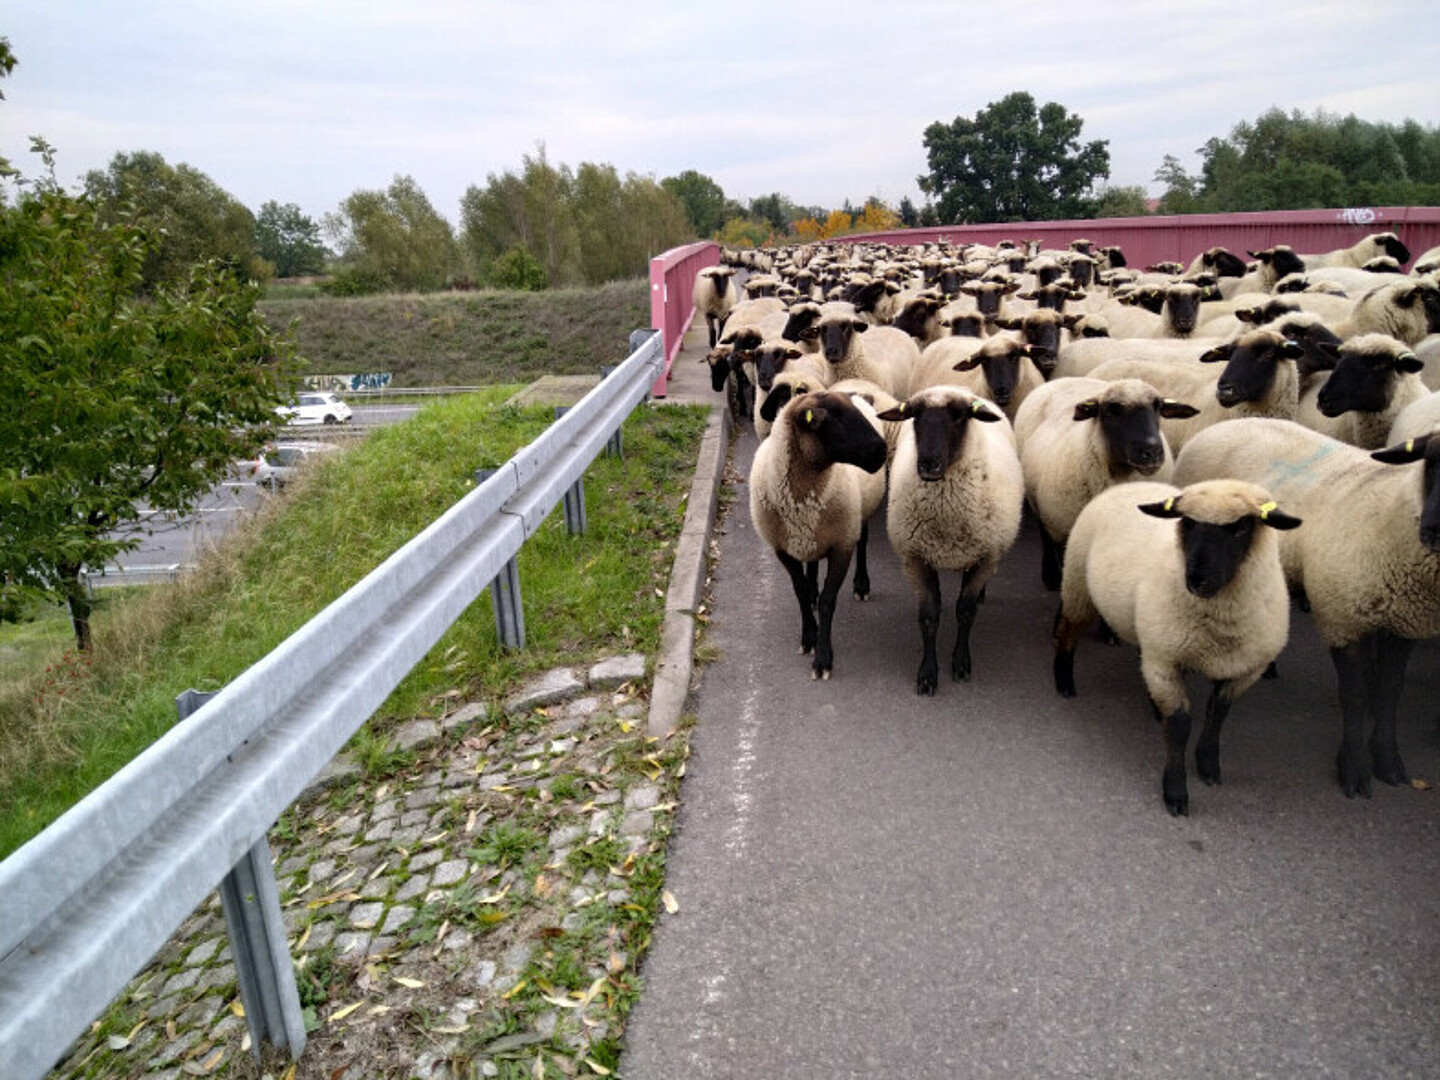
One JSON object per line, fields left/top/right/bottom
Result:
{"left": 1093, "top": 184, "right": 1150, "bottom": 217}
{"left": 918, "top": 91, "right": 1110, "bottom": 223}
{"left": 1153, "top": 154, "right": 1200, "bottom": 213}
{"left": 748, "top": 193, "right": 806, "bottom": 234}
{"left": 0, "top": 157, "right": 295, "bottom": 651}
{"left": 83, "top": 150, "right": 265, "bottom": 290}
{"left": 0, "top": 37, "right": 17, "bottom": 180}
{"left": 898, "top": 195, "right": 919, "bottom": 228}
{"left": 1188, "top": 108, "right": 1440, "bottom": 211}
{"left": 661, "top": 169, "right": 727, "bottom": 238}
{"left": 324, "top": 174, "right": 458, "bottom": 293}
{"left": 254, "top": 200, "right": 328, "bottom": 277}
{"left": 489, "top": 246, "right": 548, "bottom": 290}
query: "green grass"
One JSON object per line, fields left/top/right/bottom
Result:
{"left": 260, "top": 279, "right": 650, "bottom": 387}
{"left": 0, "top": 390, "right": 708, "bottom": 858}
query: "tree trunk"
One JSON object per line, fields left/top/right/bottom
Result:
{"left": 62, "top": 567, "right": 94, "bottom": 654}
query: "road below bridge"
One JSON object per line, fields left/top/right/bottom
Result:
{"left": 623, "top": 403, "right": 1440, "bottom": 1076}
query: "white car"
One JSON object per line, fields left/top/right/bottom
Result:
{"left": 277, "top": 391, "right": 352, "bottom": 426}
{"left": 231, "top": 441, "right": 340, "bottom": 490}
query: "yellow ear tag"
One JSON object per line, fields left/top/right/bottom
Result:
{"left": 1258, "top": 500, "right": 1277, "bottom": 520}
{"left": 804, "top": 409, "right": 814, "bottom": 424}
{"left": 1406, "top": 439, "right": 1416, "bottom": 453}
{"left": 971, "top": 400, "right": 985, "bottom": 416}
{"left": 1163, "top": 497, "right": 1176, "bottom": 512}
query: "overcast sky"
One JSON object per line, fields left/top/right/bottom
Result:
{"left": 4, "top": 1, "right": 1439, "bottom": 229}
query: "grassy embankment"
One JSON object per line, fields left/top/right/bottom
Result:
{"left": 0, "top": 279, "right": 703, "bottom": 858}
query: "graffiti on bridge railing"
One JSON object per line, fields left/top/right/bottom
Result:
{"left": 1336, "top": 207, "right": 1378, "bottom": 225}
{"left": 304, "top": 373, "right": 393, "bottom": 392}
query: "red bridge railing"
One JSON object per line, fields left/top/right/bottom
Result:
{"left": 649, "top": 240, "right": 720, "bottom": 397}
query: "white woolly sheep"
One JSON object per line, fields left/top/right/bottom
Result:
{"left": 1174, "top": 418, "right": 1440, "bottom": 798}
{"left": 1054, "top": 478, "right": 1300, "bottom": 816}
{"left": 1297, "top": 332, "right": 1428, "bottom": 449}
{"left": 749, "top": 389, "right": 889, "bottom": 679}
{"left": 694, "top": 266, "right": 737, "bottom": 348}
{"left": 1014, "top": 377, "right": 1198, "bottom": 590}
{"left": 1086, "top": 329, "right": 1306, "bottom": 449}
{"left": 1413, "top": 334, "right": 1440, "bottom": 391}
{"left": 876, "top": 386, "right": 1025, "bottom": 694}
{"left": 1301, "top": 231, "right": 1411, "bottom": 271}
{"left": 1051, "top": 335, "right": 1224, "bottom": 380}
{"left": 912, "top": 334, "right": 1047, "bottom": 421}
{"left": 1388, "top": 389, "right": 1440, "bottom": 444}
{"left": 1412, "top": 245, "right": 1440, "bottom": 276}
{"left": 1335, "top": 279, "right": 1440, "bottom": 344}
{"left": 812, "top": 304, "right": 917, "bottom": 399}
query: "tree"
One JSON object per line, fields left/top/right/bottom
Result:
{"left": 0, "top": 165, "right": 295, "bottom": 651}
{"left": 1153, "top": 154, "right": 1200, "bottom": 214}
{"left": 83, "top": 151, "right": 264, "bottom": 290}
{"left": 918, "top": 92, "right": 1110, "bottom": 223}
{"left": 1093, "top": 184, "right": 1150, "bottom": 218}
{"left": 0, "top": 37, "right": 17, "bottom": 180}
{"left": 898, "top": 196, "right": 919, "bottom": 228}
{"left": 324, "top": 174, "right": 458, "bottom": 293}
{"left": 661, "top": 170, "right": 727, "bottom": 238}
{"left": 254, "top": 201, "right": 328, "bottom": 277}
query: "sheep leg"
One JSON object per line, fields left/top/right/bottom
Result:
{"left": 912, "top": 562, "right": 944, "bottom": 696}
{"left": 1040, "top": 530, "right": 1064, "bottom": 592}
{"left": 777, "top": 551, "right": 818, "bottom": 658}
{"left": 851, "top": 521, "right": 871, "bottom": 600}
{"left": 1161, "top": 707, "right": 1194, "bottom": 817}
{"left": 1195, "top": 680, "right": 1235, "bottom": 786}
{"left": 1052, "top": 604, "right": 1087, "bottom": 698}
{"left": 805, "top": 561, "right": 819, "bottom": 611}
{"left": 952, "top": 563, "right": 995, "bottom": 682}
{"left": 1331, "top": 639, "right": 1376, "bottom": 798}
{"left": 1368, "top": 631, "right": 1413, "bottom": 786}
{"left": 811, "top": 548, "right": 853, "bottom": 681}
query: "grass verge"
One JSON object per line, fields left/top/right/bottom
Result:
{"left": 0, "top": 389, "right": 708, "bottom": 859}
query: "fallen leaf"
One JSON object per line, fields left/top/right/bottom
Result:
{"left": 329, "top": 1001, "right": 365, "bottom": 1023}
{"left": 534, "top": 873, "right": 555, "bottom": 899}
{"left": 367, "top": 1005, "right": 391, "bottom": 1016}
{"left": 106, "top": 1035, "right": 131, "bottom": 1051}
{"left": 534, "top": 1052, "right": 546, "bottom": 1079}
{"left": 466, "top": 809, "right": 478, "bottom": 832}
{"left": 607, "top": 951, "right": 625, "bottom": 974}
{"left": 503, "top": 979, "right": 527, "bottom": 1000}
{"left": 294, "top": 924, "right": 312, "bottom": 951}
{"left": 307, "top": 890, "right": 360, "bottom": 910}
{"left": 282, "top": 1063, "right": 298, "bottom": 1080}
{"left": 662, "top": 890, "right": 679, "bottom": 914}
{"left": 585, "top": 1060, "right": 613, "bottom": 1076}
{"left": 203, "top": 1049, "right": 224, "bottom": 1072}
{"left": 393, "top": 976, "right": 426, "bottom": 989}
{"left": 542, "top": 994, "right": 583, "bottom": 1009}
{"left": 1413, "top": 778, "right": 1432, "bottom": 791}
{"left": 166, "top": 1020, "right": 177, "bottom": 1041}
{"left": 432, "top": 1023, "right": 470, "bottom": 1035}
{"left": 580, "top": 976, "right": 609, "bottom": 1006}
{"left": 369, "top": 861, "right": 390, "bottom": 881}
{"left": 228, "top": 999, "right": 245, "bottom": 1018}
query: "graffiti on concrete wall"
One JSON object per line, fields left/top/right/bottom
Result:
{"left": 304, "top": 373, "right": 393, "bottom": 392}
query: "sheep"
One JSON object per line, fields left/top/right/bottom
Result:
{"left": 812, "top": 303, "right": 916, "bottom": 399}
{"left": 1053, "top": 478, "right": 1300, "bottom": 816}
{"left": 1412, "top": 245, "right": 1440, "bottom": 276}
{"left": 749, "top": 338, "right": 830, "bottom": 397}
{"left": 891, "top": 292, "right": 948, "bottom": 346}
{"left": 875, "top": 386, "right": 1025, "bottom": 694}
{"left": 749, "top": 389, "right": 889, "bottom": 679}
{"left": 916, "top": 334, "right": 1047, "bottom": 421}
{"left": 694, "top": 266, "right": 738, "bottom": 348}
{"left": 1014, "top": 377, "right": 1199, "bottom": 590}
{"left": 1173, "top": 418, "right": 1440, "bottom": 797}
{"left": 1301, "top": 231, "right": 1411, "bottom": 271}
{"left": 1388, "top": 389, "right": 1440, "bottom": 444}
{"left": 1107, "top": 282, "right": 1207, "bottom": 338}
{"left": 1297, "top": 333, "right": 1428, "bottom": 449}
{"left": 1335, "top": 278, "right": 1440, "bottom": 344}
{"left": 992, "top": 308, "right": 1086, "bottom": 375}
{"left": 1185, "top": 246, "right": 1251, "bottom": 281}
{"left": 1051, "top": 335, "right": 1228, "bottom": 380}
{"left": 1414, "top": 334, "right": 1440, "bottom": 391}
{"left": 1086, "top": 330, "right": 1307, "bottom": 450}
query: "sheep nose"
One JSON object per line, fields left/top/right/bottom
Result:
{"left": 1131, "top": 443, "right": 1165, "bottom": 473}
{"left": 1420, "top": 524, "right": 1440, "bottom": 552}
{"left": 1186, "top": 573, "right": 1221, "bottom": 598}
{"left": 1216, "top": 382, "right": 1242, "bottom": 406}
{"left": 917, "top": 459, "right": 946, "bottom": 482}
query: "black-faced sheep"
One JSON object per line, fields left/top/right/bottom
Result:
{"left": 813, "top": 304, "right": 917, "bottom": 400}
{"left": 1086, "top": 330, "right": 1307, "bottom": 450}
{"left": 876, "top": 387, "right": 1025, "bottom": 694}
{"left": 1302, "top": 231, "right": 1411, "bottom": 271}
{"left": 1013, "top": 377, "right": 1198, "bottom": 590}
{"left": 1298, "top": 333, "right": 1428, "bottom": 449}
{"left": 1054, "top": 479, "right": 1300, "bottom": 815}
{"left": 1174, "top": 418, "right": 1440, "bottom": 798}
{"left": 749, "top": 390, "right": 888, "bottom": 680}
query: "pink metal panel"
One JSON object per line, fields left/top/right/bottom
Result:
{"left": 839, "top": 207, "right": 1440, "bottom": 272}
{"left": 649, "top": 241, "right": 720, "bottom": 397}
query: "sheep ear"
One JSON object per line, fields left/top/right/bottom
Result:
{"left": 953, "top": 356, "right": 983, "bottom": 372}
{"left": 1315, "top": 341, "right": 1341, "bottom": 366}
{"left": 784, "top": 346, "right": 803, "bottom": 360}
{"left": 1278, "top": 339, "right": 1305, "bottom": 360}
{"left": 1003, "top": 281, "right": 1021, "bottom": 295}
{"left": 1158, "top": 399, "right": 1200, "bottom": 419}
{"left": 970, "top": 399, "right": 1004, "bottom": 422}
{"left": 1062, "top": 313, "right": 1083, "bottom": 330}
{"left": 876, "top": 401, "right": 914, "bottom": 422}
{"left": 1372, "top": 435, "right": 1431, "bottom": 464}
{"left": 1137, "top": 496, "right": 1184, "bottom": 520}
{"left": 1017, "top": 291, "right": 1036, "bottom": 301}
{"left": 1395, "top": 350, "right": 1424, "bottom": 374}
{"left": 1394, "top": 286, "right": 1421, "bottom": 309}
{"left": 851, "top": 320, "right": 869, "bottom": 333}
{"left": 1256, "top": 501, "right": 1302, "bottom": 530}
{"left": 958, "top": 282, "right": 979, "bottom": 295}
{"left": 759, "top": 385, "right": 792, "bottom": 423}
{"left": 1072, "top": 399, "right": 1100, "bottom": 420}
{"left": 993, "top": 317, "right": 1019, "bottom": 330}
{"left": 1198, "top": 344, "right": 1233, "bottom": 364}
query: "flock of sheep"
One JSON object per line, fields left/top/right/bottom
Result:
{"left": 696, "top": 230, "right": 1440, "bottom": 815}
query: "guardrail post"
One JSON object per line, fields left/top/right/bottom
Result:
{"left": 176, "top": 689, "right": 306, "bottom": 1063}
{"left": 551, "top": 408, "right": 589, "bottom": 535}
{"left": 600, "top": 362, "right": 625, "bottom": 459}
{"left": 476, "top": 469, "right": 526, "bottom": 648}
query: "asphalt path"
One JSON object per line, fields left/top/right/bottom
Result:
{"left": 622, "top": 427, "right": 1440, "bottom": 1078}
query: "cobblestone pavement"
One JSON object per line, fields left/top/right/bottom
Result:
{"left": 52, "top": 653, "right": 692, "bottom": 1080}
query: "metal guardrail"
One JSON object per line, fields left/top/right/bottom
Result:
{"left": 0, "top": 330, "right": 666, "bottom": 1080}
